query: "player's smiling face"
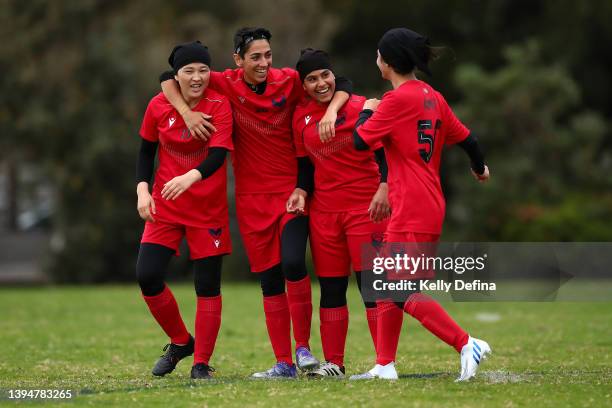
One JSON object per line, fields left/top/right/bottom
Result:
{"left": 303, "top": 69, "right": 335, "bottom": 104}
{"left": 175, "top": 62, "right": 210, "bottom": 104}
{"left": 234, "top": 39, "right": 272, "bottom": 85}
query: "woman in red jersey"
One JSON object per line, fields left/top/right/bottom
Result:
{"left": 286, "top": 49, "right": 391, "bottom": 378}
{"left": 350, "top": 28, "right": 492, "bottom": 381}
{"left": 159, "top": 28, "right": 353, "bottom": 378}
{"left": 136, "top": 41, "right": 233, "bottom": 380}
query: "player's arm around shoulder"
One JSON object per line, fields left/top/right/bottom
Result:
{"left": 160, "top": 74, "right": 217, "bottom": 141}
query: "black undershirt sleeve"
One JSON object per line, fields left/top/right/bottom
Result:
{"left": 195, "top": 147, "right": 228, "bottom": 180}
{"left": 159, "top": 70, "right": 175, "bottom": 83}
{"left": 374, "top": 148, "right": 388, "bottom": 183}
{"left": 334, "top": 76, "right": 353, "bottom": 95}
{"left": 136, "top": 139, "right": 158, "bottom": 184}
{"left": 353, "top": 109, "right": 374, "bottom": 151}
{"left": 457, "top": 133, "right": 486, "bottom": 175}
{"left": 296, "top": 156, "right": 315, "bottom": 194}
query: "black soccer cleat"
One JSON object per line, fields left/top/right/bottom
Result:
{"left": 151, "top": 335, "right": 195, "bottom": 376}
{"left": 190, "top": 363, "right": 215, "bottom": 380}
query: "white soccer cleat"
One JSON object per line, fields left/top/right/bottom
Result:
{"left": 307, "top": 361, "right": 345, "bottom": 379}
{"left": 456, "top": 336, "right": 492, "bottom": 382}
{"left": 349, "top": 362, "right": 398, "bottom": 380}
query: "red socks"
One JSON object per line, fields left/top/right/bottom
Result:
{"left": 263, "top": 293, "right": 293, "bottom": 364}
{"left": 404, "top": 293, "right": 469, "bottom": 353}
{"left": 320, "top": 306, "right": 349, "bottom": 367}
{"left": 142, "top": 285, "right": 191, "bottom": 345}
{"left": 375, "top": 300, "right": 404, "bottom": 365}
{"left": 365, "top": 307, "right": 378, "bottom": 351}
{"left": 286, "top": 276, "right": 312, "bottom": 350}
{"left": 194, "top": 295, "right": 222, "bottom": 365}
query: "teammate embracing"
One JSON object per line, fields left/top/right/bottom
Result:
{"left": 136, "top": 41, "right": 233, "bottom": 379}
{"left": 286, "top": 49, "right": 391, "bottom": 378}
{"left": 351, "top": 28, "right": 492, "bottom": 381}
{"left": 160, "top": 28, "right": 353, "bottom": 378}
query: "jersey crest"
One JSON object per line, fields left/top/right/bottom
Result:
{"left": 271, "top": 95, "right": 287, "bottom": 108}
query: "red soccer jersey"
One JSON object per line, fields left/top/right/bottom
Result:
{"left": 139, "top": 89, "right": 234, "bottom": 228}
{"left": 208, "top": 68, "right": 304, "bottom": 195}
{"left": 293, "top": 94, "right": 382, "bottom": 212}
{"left": 357, "top": 80, "right": 470, "bottom": 235}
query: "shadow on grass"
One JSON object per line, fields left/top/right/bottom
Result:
{"left": 72, "top": 368, "right": 612, "bottom": 397}
{"left": 78, "top": 372, "right": 453, "bottom": 396}
{"left": 78, "top": 375, "right": 250, "bottom": 396}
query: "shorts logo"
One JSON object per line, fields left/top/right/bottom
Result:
{"left": 169, "top": 117, "right": 176, "bottom": 127}
{"left": 371, "top": 232, "right": 384, "bottom": 250}
{"left": 305, "top": 115, "right": 312, "bottom": 125}
{"left": 209, "top": 228, "right": 222, "bottom": 248}
{"left": 238, "top": 96, "right": 246, "bottom": 104}
{"left": 389, "top": 242, "right": 406, "bottom": 257}
{"left": 271, "top": 95, "right": 287, "bottom": 108}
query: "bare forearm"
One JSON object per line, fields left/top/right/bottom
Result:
{"left": 327, "top": 90, "right": 349, "bottom": 114}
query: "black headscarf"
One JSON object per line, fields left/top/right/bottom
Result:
{"left": 168, "top": 41, "right": 211, "bottom": 73}
{"left": 378, "top": 28, "right": 432, "bottom": 76}
{"left": 295, "top": 48, "right": 333, "bottom": 81}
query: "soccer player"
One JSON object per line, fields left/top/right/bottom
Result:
{"left": 287, "top": 49, "right": 391, "bottom": 378}
{"left": 159, "top": 28, "right": 353, "bottom": 378}
{"left": 350, "top": 28, "right": 492, "bottom": 381}
{"left": 136, "top": 41, "right": 233, "bottom": 379}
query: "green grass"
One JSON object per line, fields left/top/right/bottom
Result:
{"left": 1, "top": 283, "right": 611, "bottom": 407}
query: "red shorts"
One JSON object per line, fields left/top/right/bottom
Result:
{"left": 141, "top": 220, "right": 231, "bottom": 260}
{"left": 383, "top": 231, "right": 439, "bottom": 280}
{"left": 235, "top": 193, "right": 305, "bottom": 273}
{"left": 310, "top": 209, "right": 388, "bottom": 277}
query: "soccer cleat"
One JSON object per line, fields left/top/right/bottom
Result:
{"left": 151, "top": 335, "right": 195, "bottom": 377}
{"left": 190, "top": 363, "right": 215, "bottom": 379}
{"left": 307, "top": 361, "right": 345, "bottom": 378}
{"left": 251, "top": 362, "right": 298, "bottom": 379}
{"left": 295, "top": 346, "right": 320, "bottom": 371}
{"left": 349, "top": 362, "right": 398, "bottom": 380}
{"left": 456, "top": 336, "right": 492, "bottom": 382}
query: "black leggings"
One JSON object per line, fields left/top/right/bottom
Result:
{"left": 136, "top": 243, "right": 223, "bottom": 297}
{"left": 354, "top": 269, "right": 420, "bottom": 309}
{"left": 316, "top": 272, "right": 378, "bottom": 309}
{"left": 259, "top": 216, "right": 309, "bottom": 297}
{"left": 354, "top": 271, "right": 377, "bottom": 309}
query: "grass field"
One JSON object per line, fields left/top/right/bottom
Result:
{"left": 1, "top": 283, "right": 611, "bottom": 407}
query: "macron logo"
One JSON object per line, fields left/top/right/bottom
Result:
{"left": 305, "top": 115, "right": 312, "bottom": 125}
{"left": 169, "top": 117, "right": 176, "bottom": 127}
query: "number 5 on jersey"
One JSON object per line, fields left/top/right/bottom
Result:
{"left": 417, "top": 119, "right": 441, "bottom": 163}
